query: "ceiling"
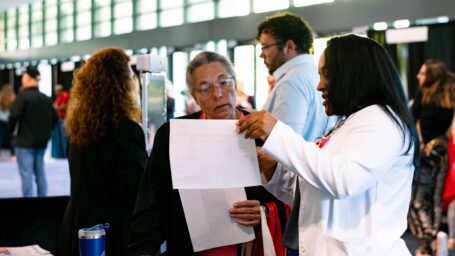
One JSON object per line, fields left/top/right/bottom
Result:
{"left": 0, "top": 0, "right": 454, "bottom": 64}
{"left": 0, "top": 0, "right": 34, "bottom": 11}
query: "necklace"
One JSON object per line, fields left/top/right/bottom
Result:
{"left": 316, "top": 117, "right": 346, "bottom": 148}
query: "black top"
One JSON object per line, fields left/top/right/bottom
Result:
{"left": 9, "top": 87, "right": 57, "bottom": 148}
{"left": 129, "top": 110, "right": 285, "bottom": 256}
{"left": 58, "top": 118, "right": 148, "bottom": 256}
{"left": 412, "top": 89, "right": 454, "bottom": 144}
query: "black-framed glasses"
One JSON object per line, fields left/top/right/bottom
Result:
{"left": 195, "top": 76, "right": 235, "bottom": 97}
{"left": 260, "top": 43, "right": 280, "bottom": 52}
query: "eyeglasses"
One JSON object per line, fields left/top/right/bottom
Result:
{"left": 195, "top": 76, "right": 235, "bottom": 96}
{"left": 260, "top": 43, "right": 280, "bottom": 52}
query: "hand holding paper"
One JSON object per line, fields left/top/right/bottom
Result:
{"left": 229, "top": 199, "right": 261, "bottom": 226}
{"left": 179, "top": 189, "right": 255, "bottom": 252}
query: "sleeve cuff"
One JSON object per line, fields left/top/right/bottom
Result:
{"left": 262, "top": 120, "right": 287, "bottom": 155}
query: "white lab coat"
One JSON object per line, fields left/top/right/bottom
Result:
{"left": 262, "top": 105, "right": 414, "bottom": 256}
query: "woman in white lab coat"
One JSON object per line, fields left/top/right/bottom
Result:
{"left": 238, "top": 34, "right": 419, "bottom": 256}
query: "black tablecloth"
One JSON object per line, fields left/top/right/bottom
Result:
{"left": 0, "top": 196, "right": 69, "bottom": 254}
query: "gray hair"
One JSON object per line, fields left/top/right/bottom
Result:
{"left": 186, "top": 51, "right": 236, "bottom": 98}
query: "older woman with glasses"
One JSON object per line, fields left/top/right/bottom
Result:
{"left": 129, "top": 51, "right": 286, "bottom": 256}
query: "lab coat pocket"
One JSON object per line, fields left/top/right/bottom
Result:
{"left": 324, "top": 234, "right": 372, "bottom": 256}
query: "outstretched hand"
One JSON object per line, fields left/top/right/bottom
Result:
{"left": 237, "top": 110, "right": 278, "bottom": 141}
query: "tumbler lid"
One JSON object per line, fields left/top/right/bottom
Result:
{"left": 78, "top": 224, "right": 106, "bottom": 239}
{"left": 78, "top": 228, "right": 105, "bottom": 239}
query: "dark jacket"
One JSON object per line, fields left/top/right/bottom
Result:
{"left": 9, "top": 87, "right": 57, "bottom": 148}
{"left": 129, "top": 110, "right": 285, "bottom": 255}
{"left": 58, "top": 118, "right": 148, "bottom": 256}
{"left": 411, "top": 89, "right": 454, "bottom": 144}
{"left": 408, "top": 136, "right": 448, "bottom": 254}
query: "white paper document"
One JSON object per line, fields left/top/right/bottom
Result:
{"left": 169, "top": 119, "right": 261, "bottom": 189}
{"left": 179, "top": 188, "right": 255, "bottom": 252}
{"left": 0, "top": 245, "right": 52, "bottom": 256}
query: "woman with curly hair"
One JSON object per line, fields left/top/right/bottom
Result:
{"left": 58, "top": 48, "right": 148, "bottom": 256}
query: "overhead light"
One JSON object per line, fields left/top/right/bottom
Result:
{"left": 352, "top": 25, "right": 368, "bottom": 35}
{"left": 386, "top": 26, "right": 428, "bottom": 44}
{"left": 166, "top": 47, "right": 175, "bottom": 55}
{"left": 227, "top": 40, "right": 237, "bottom": 48}
{"left": 125, "top": 49, "right": 134, "bottom": 56}
{"left": 373, "top": 22, "right": 388, "bottom": 31}
{"left": 50, "top": 58, "right": 58, "bottom": 65}
{"left": 294, "top": 0, "right": 334, "bottom": 7}
{"left": 6, "top": 63, "right": 13, "bottom": 69}
{"left": 416, "top": 18, "right": 436, "bottom": 25}
{"left": 83, "top": 54, "right": 91, "bottom": 61}
{"left": 437, "top": 16, "right": 449, "bottom": 23}
{"left": 393, "top": 19, "right": 410, "bottom": 29}
{"left": 416, "top": 16, "right": 450, "bottom": 25}
{"left": 138, "top": 48, "right": 148, "bottom": 54}
{"left": 61, "top": 61, "right": 75, "bottom": 72}
{"left": 70, "top": 55, "right": 81, "bottom": 62}
{"left": 0, "top": 64, "right": 5, "bottom": 70}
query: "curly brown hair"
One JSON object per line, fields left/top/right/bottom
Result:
{"left": 65, "top": 48, "right": 140, "bottom": 146}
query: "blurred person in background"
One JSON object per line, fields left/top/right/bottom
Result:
{"left": 165, "top": 78, "right": 175, "bottom": 120}
{"left": 0, "top": 84, "right": 15, "bottom": 160}
{"left": 412, "top": 59, "right": 455, "bottom": 145}
{"left": 9, "top": 67, "right": 57, "bottom": 197}
{"left": 58, "top": 48, "right": 148, "bottom": 256}
{"left": 236, "top": 80, "right": 256, "bottom": 110}
{"left": 51, "top": 84, "right": 69, "bottom": 158}
{"left": 408, "top": 59, "right": 455, "bottom": 254}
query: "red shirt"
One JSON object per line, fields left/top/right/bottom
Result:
{"left": 54, "top": 92, "right": 69, "bottom": 118}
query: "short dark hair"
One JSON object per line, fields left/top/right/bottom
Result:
{"left": 24, "top": 66, "right": 40, "bottom": 80}
{"left": 186, "top": 51, "right": 236, "bottom": 98}
{"left": 256, "top": 12, "right": 313, "bottom": 54}
{"left": 324, "top": 34, "right": 418, "bottom": 159}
